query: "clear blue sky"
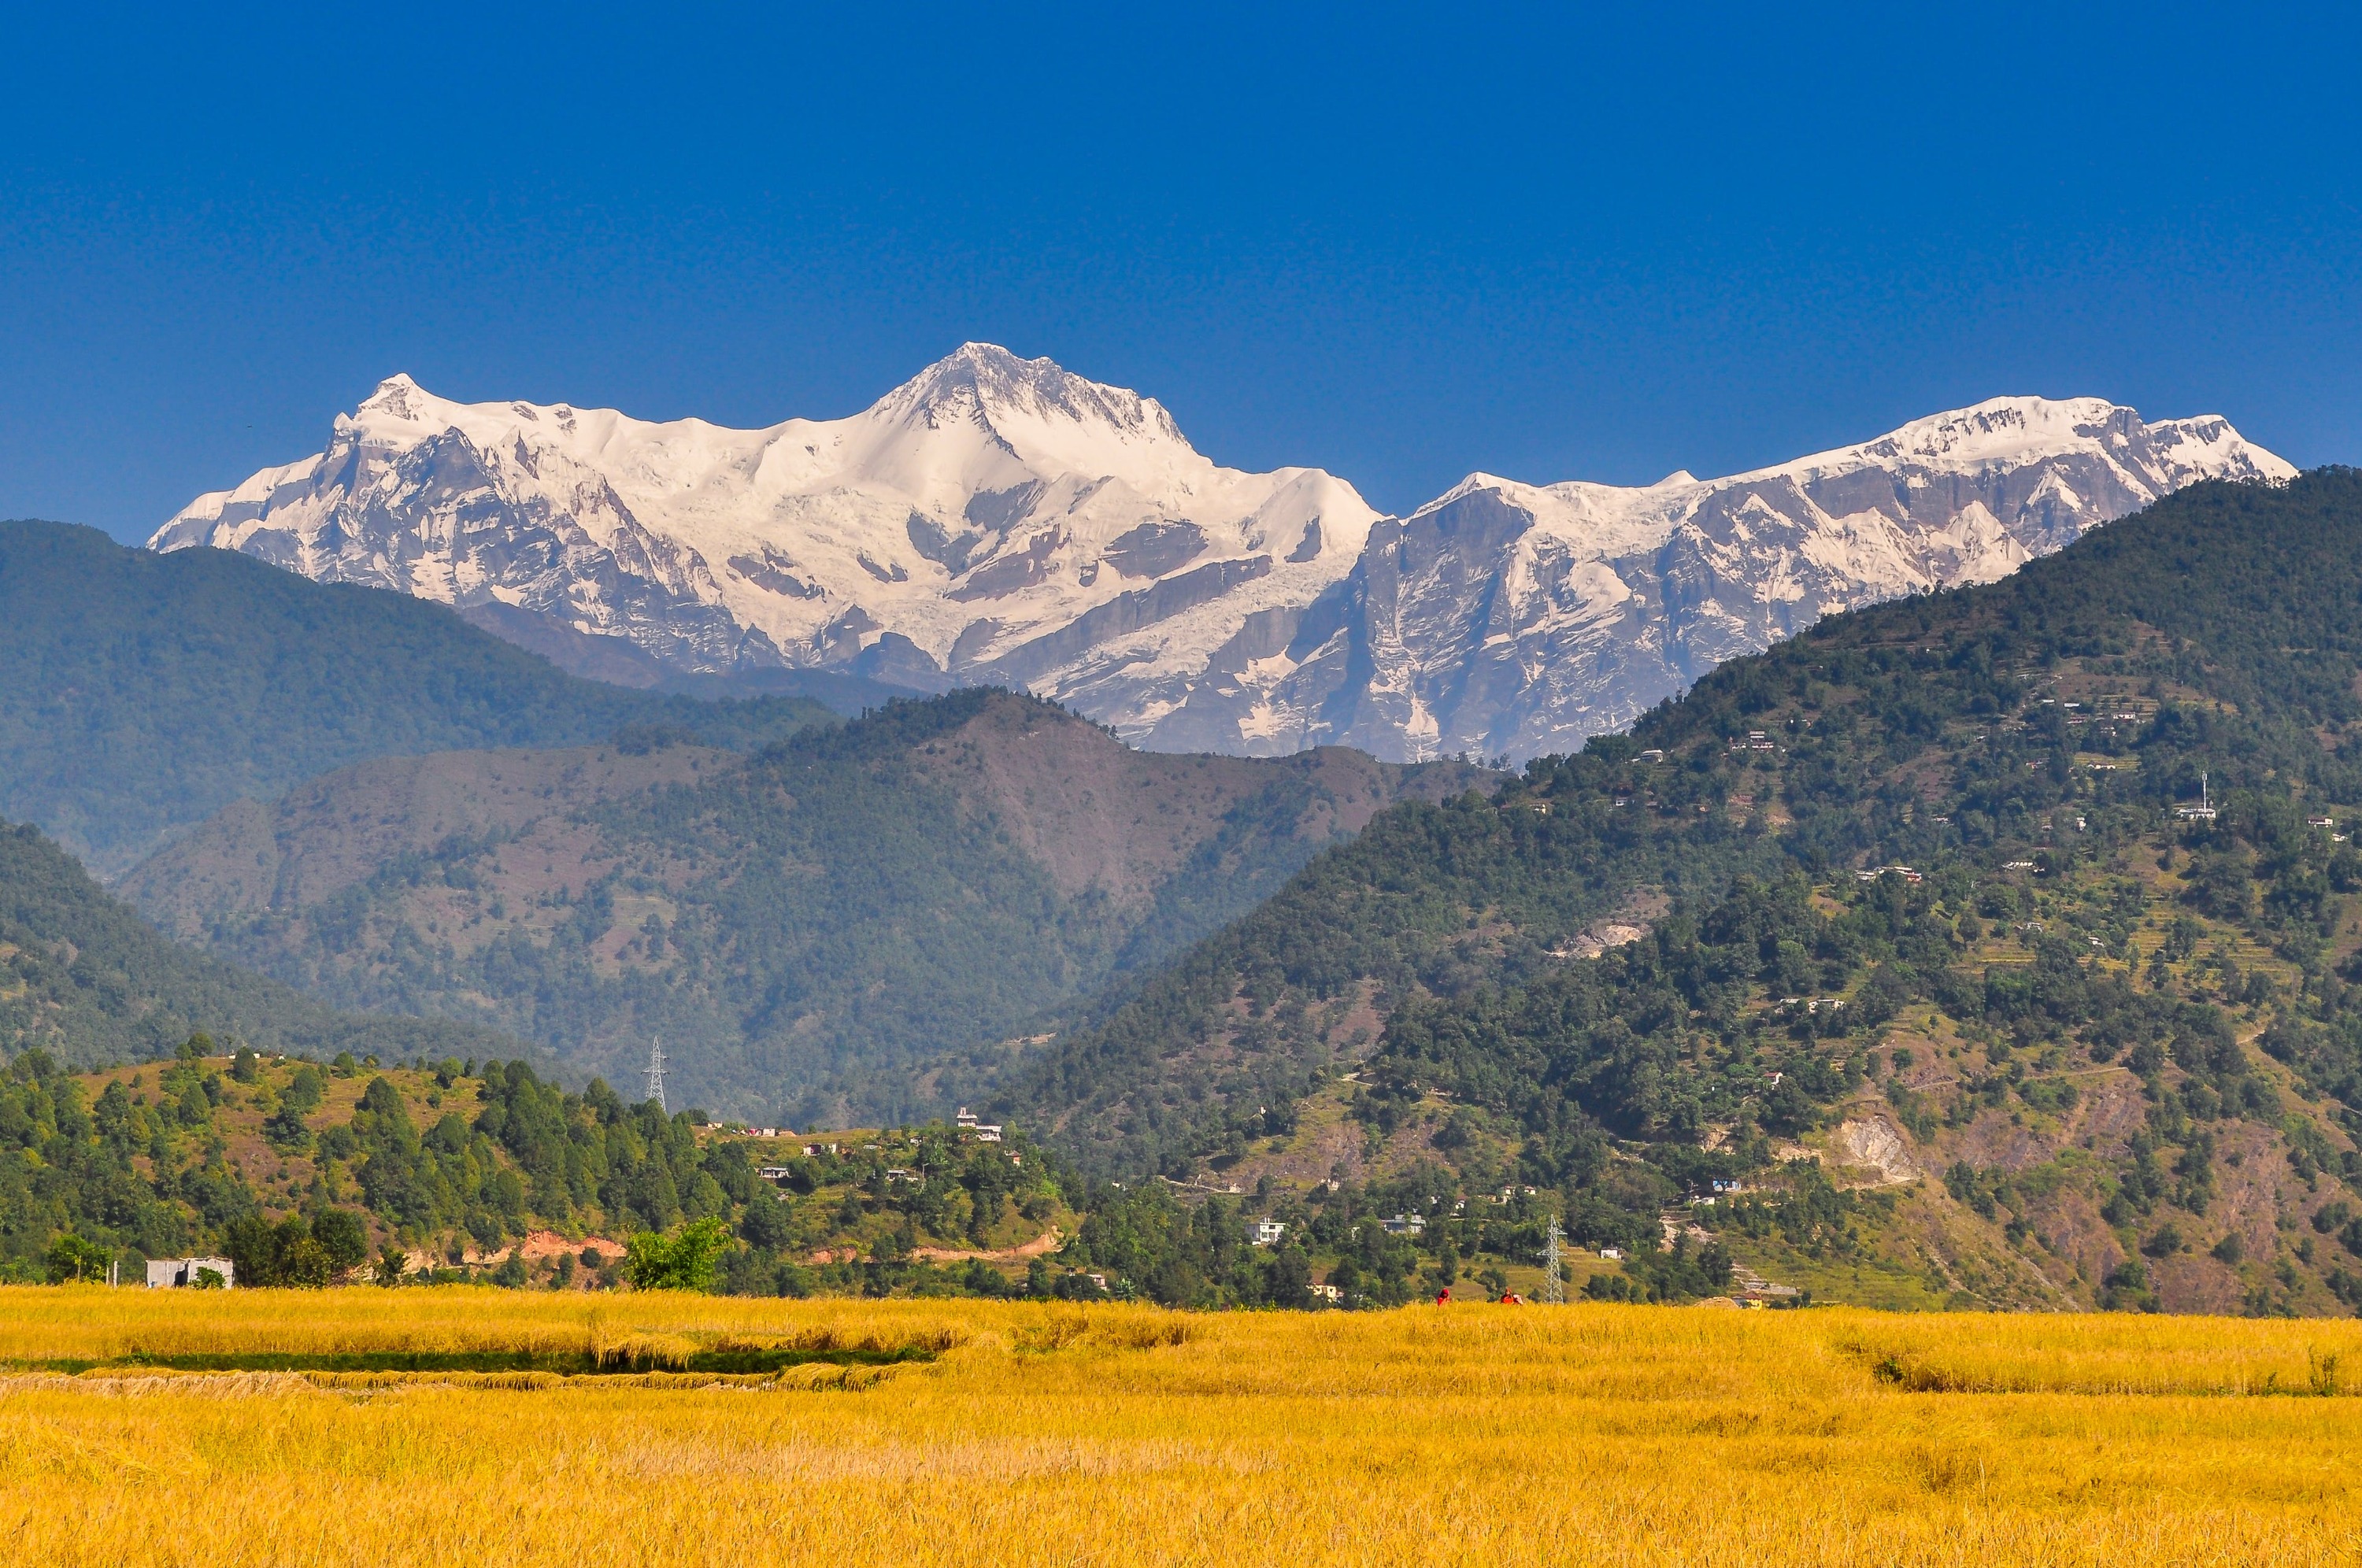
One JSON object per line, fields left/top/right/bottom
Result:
{"left": 4, "top": 2, "right": 2357, "bottom": 540}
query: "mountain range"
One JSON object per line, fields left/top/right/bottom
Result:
{"left": 154, "top": 346, "right": 2292, "bottom": 763}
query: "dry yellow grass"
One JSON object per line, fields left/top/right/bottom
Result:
{"left": 2, "top": 1289, "right": 2360, "bottom": 1566}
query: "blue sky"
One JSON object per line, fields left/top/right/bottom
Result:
{"left": 4, "top": 2, "right": 2357, "bottom": 538}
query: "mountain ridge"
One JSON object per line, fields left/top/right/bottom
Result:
{"left": 0, "top": 520, "right": 842, "bottom": 875}
{"left": 0, "top": 813, "right": 534, "bottom": 1070}
{"left": 120, "top": 688, "right": 1491, "bottom": 1122}
{"left": 154, "top": 353, "right": 2290, "bottom": 763}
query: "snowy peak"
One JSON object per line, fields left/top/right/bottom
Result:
{"left": 1827, "top": 394, "right": 2133, "bottom": 470}
{"left": 882, "top": 342, "right": 1191, "bottom": 450}
{"left": 1412, "top": 396, "right": 2290, "bottom": 565}
{"left": 849, "top": 343, "right": 1212, "bottom": 511}
{"left": 150, "top": 346, "right": 1381, "bottom": 708}
{"left": 1772, "top": 394, "right": 2294, "bottom": 490}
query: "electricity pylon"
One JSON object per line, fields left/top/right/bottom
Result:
{"left": 644, "top": 1041, "right": 668, "bottom": 1113}
{"left": 1541, "top": 1216, "right": 1566, "bottom": 1304}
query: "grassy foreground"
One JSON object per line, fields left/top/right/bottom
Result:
{"left": 2, "top": 1292, "right": 2360, "bottom": 1566}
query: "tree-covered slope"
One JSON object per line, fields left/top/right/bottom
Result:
{"left": 122, "top": 690, "right": 1488, "bottom": 1125}
{"left": 1008, "top": 470, "right": 2362, "bottom": 1314}
{"left": 0, "top": 522, "right": 841, "bottom": 873}
{"left": 0, "top": 1046, "right": 1078, "bottom": 1292}
{"left": 0, "top": 815, "right": 521, "bottom": 1067}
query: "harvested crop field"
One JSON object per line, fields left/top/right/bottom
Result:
{"left": 2, "top": 1289, "right": 2359, "bottom": 1565}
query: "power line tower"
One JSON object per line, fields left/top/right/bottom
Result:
{"left": 643, "top": 1041, "right": 668, "bottom": 1114}
{"left": 1541, "top": 1216, "right": 1566, "bottom": 1304}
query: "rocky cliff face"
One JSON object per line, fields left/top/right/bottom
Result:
{"left": 156, "top": 353, "right": 2290, "bottom": 761}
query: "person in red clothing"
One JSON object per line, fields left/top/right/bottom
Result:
{"left": 1435, "top": 1287, "right": 1451, "bottom": 1304}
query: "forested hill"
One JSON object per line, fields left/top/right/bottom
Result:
{"left": 1010, "top": 470, "right": 2362, "bottom": 1314}
{"left": 121, "top": 689, "right": 1489, "bottom": 1126}
{"left": 0, "top": 815, "right": 525, "bottom": 1067}
{"left": 0, "top": 522, "right": 842, "bottom": 873}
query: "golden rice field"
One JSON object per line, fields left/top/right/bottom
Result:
{"left": 3, "top": 1290, "right": 2360, "bottom": 1566}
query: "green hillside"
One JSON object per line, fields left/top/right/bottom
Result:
{"left": 2, "top": 1045, "right": 1357, "bottom": 1311}
{"left": 0, "top": 815, "right": 523, "bottom": 1068}
{"left": 0, "top": 521, "right": 838, "bottom": 872}
{"left": 1012, "top": 470, "right": 2362, "bottom": 1314}
{"left": 122, "top": 690, "right": 1486, "bottom": 1126}
{"left": 0, "top": 1048, "right": 1063, "bottom": 1289}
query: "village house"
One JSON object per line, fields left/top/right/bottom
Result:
{"left": 146, "top": 1256, "right": 235, "bottom": 1289}
{"left": 955, "top": 1108, "right": 1005, "bottom": 1141}
{"left": 1380, "top": 1214, "right": 1425, "bottom": 1237}
{"left": 1248, "top": 1219, "right": 1287, "bottom": 1247}
{"left": 1308, "top": 1281, "right": 1343, "bottom": 1303}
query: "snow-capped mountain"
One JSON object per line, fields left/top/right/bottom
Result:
{"left": 154, "top": 350, "right": 2293, "bottom": 761}
{"left": 1153, "top": 398, "right": 2296, "bottom": 760}
{"left": 150, "top": 345, "right": 1376, "bottom": 701}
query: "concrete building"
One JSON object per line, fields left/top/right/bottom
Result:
{"left": 146, "top": 1256, "right": 235, "bottom": 1289}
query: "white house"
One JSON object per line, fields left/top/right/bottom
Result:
{"left": 1249, "top": 1219, "right": 1287, "bottom": 1247}
{"left": 955, "top": 1107, "right": 1005, "bottom": 1141}
{"left": 146, "top": 1256, "right": 235, "bottom": 1289}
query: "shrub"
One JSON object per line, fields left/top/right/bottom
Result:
{"left": 623, "top": 1217, "right": 731, "bottom": 1291}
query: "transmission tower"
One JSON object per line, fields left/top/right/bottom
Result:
{"left": 643, "top": 1041, "right": 668, "bottom": 1114}
{"left": 1541, "top": 1216, "right": 1566, "bottom": 1304}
